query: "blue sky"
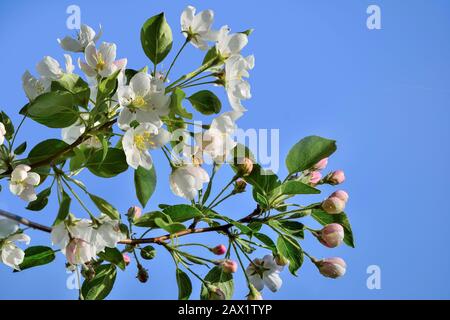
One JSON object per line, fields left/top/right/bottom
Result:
{"left": 1, "top": 0, "right": 450, "bottom": 299}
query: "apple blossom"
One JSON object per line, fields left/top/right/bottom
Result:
{"left": 220, "top": 259, "right": 238, "bottom": 273}
{"left": 123, "top": 254, "right": 131, "bottom": 266}
{"left": 170, "top": 163, "right": 210, "bottom": 200}
{"left": 78, "top": 42, "right": 127, "bottom": 78}
{"left": 61, "top": 115, "right": 102, "bottom": 149}
{"left": 211, "top": 244, "right": 227, "bottom": 255}
{"left": 308, "top": 171, "right": 322, "bottom": 185}
{"left": 224, "top": 54, "right": 254, "bottom": 112}
{"left": 122, "top": 122, "right": 171, "bottom": 170}
{"left": 313, "top": 157, "right": 329, "bottom": 170}
{"left": 236, "top": 157, "right": 254, "bottom": 176}
{"left": 0, "top": 232, "right": 30, "bottom": 270}
{"left": 117, "top": 72, "right": 171, "bottom": 130}
{"left": 246, "top": 255, "right": 283, "bottom": 292}
{"left": 316, "top": 257, "right": 347, "bottom": 279}
{"left": 326, "top": 170, "right": 346, "bottom": 185}
{"left": 9, "top": 165, "right": 40, "bottom": 202}
{"left": 330, "top": 190, "right": 349, "bottom": 203}
{"left": 181, "top": 6, "right": 216, "bottom": 50}
{"left": 215, "top": 25, "right": 248, "bottom": 58}
{"left": 322, "top": 196, "right": 346, "bottom": 214}
{"left": 0, "top": 122, "right": 6, "bottom": 145}
{"left": 58, "top": 24, "right": 103, "bottom": 53}
{"left": 319, "top": 223, "right": 345, "bottom": 248}
{"left": 127, "top": 206, "right": 142, "bottom": 221}
{"left": 92, "top": 214, "right": 126, "bottom": 253}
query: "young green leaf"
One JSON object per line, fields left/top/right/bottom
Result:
{"left": 81, "top": 264, "right": 117, "bottom": 300}
{"left": 53, "top": 191, "right": 71, "bottom": 226}
{"left": 200, "top": 266, "right": 234, "bottom": 300}
{"left": 140, "top": 12, "right": 173, "bottom": 65}
{"left": 98, "top": 247, "right": 126, "bottom": 270}
{"left": 89, "top": 194, "right": 120, "bottom": 220}
{"left": 286, "top": 136, "right": 337, "bottom": 174}
{"left": 26, "top": 187, "right": 52, "bottom": 211}
{"left": 28, "top": 139, "right": 72, "bottom": 165}
{"left": 162, "top": 204, "right": 202, "bottom": 223}
{"left": 134, "top": 166, "right": 157, "bottom": 208}
{"left": 154, "top": 218, "right": 186, "bottom": 234}
{"left": 87, "top": 148, "right": 128, "bottom": 178}
{"left": 0, "top": 111, "right": 14, "bottom": 140}
{"left": 188, "top": 90, "right": 222, "bottom": 115}
{"left": 13, "top": 142, "right": 27, "bottom": 156}
{"left": 176, "top": 269, "right": 192, "bottom": 300}
{"left": 51, "top": 74, "right": 90, "bottom": 108}
{"left": 169, "top": 88, "right": 192, "bottom": 119}
{"left": 276, "top": 234, "right": 303, "bottom": 276}
{"left": 16, "top": 246, "right": 55, "bottom": 271}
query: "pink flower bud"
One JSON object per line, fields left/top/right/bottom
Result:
{"left": 66, "top": 238, "right": 90, "bottom": 265}
{"left": 322, "top": 196, "right": 346, "bottom": 214}
{"left": 317, "top": 257, "right": 347, "bottom": 279}
{"left": 123, "top": 254, "right": 131, "bottom": 266}
{"left": 237, "top": 157, "right": 254, "bottom": 177}
{"left": 330, "top": 190, "right": 349, "bottom": 203}
{"left": 319, "top": 223, "right": 344, "bottom": 248}
{"left": 127, "top": 206, "right": 142, "bottom": 220}
{"left": 309, "top": 171, "right": 322, "bottom": 185}
{"left": 328, "top": 170, "right": 345, "bottom": 185}
{"left": 210, "top": 244, "right": 227, "bottom": 255}
{"left": 313, "top": 158, "right": 328, "bottom": 170}
{"left": 220, "top": 259, "right": 238, "bottom": 273}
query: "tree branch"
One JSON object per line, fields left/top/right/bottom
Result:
{"left": 0, "top": 205, "right": 262, "bottom": 245}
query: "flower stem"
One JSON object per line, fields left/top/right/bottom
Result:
{"left": 164, "top": 38, "right": 190, "bottom": 82}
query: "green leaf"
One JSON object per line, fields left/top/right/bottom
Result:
{"left": 162, "top": 204, "right": 202, "bottom": 223}
{"left": 0, "top": 111, "right": 14, "bottom": 140}
{"left": 254, "top": 233, "right": 277, "bottom": 251}
{"left": 134, "top": 166, "right": 156, "bottom": 208}
{"left": 202, "top": 46, "right": 220, "bottom": 65}
{"left": 286, "top": 136, "right": 337, "bottom": 174}
{"left": 26, "top": 187, "right": 52, "bottom": 211}
{"left": 25, "top": 91, "right": 79, "bottom": 128}
{"left": 276, "top": 234, "right": 303, "bottom": 275}
{"left": 70, "top": 146, "right": 87, "bottom": 172}
{"left": 134, "top": 211, "right": 168, "bottom": 228}
{"left": 176, "top": 269, "right": 192, "bottom": 300}
{"left": 51, "top": 74, "right": 90, "bottom": 108}
{"left": 154, "top": 218, "right": 186, "bottom": 234}
{"left": 14, "top": 142, "right": 27, "bottom": 156}
{"left": 311, "top": 209, "right": 355, "bottom": 248}
{"left": 140, "top": 12, "right": 173, "bottom": 65}
{"left": 98, "top": 247, "right": 126, "bottom": 270}
{"left": 17, "top": 246, "right": 55, "bottom": 271}
{"left": 81, "top": 264, "right": 117, "bottom": 300}
{"left": 277, "top": 220, "right": 305, "bottom": 239}
{"left": 98, "top": 70, "right": 121, "bottom": 97}
{"left": 87, "top": 148, "right": 128, "bottom": 178}
{"left": 169, "top": 88, "right": 192, "bottom": 119}
{"left": 53, "top": 191, "right": 71, "bottom": 226}
{"left": 279, "top": 181, "right": 320, "bottom": 195}
{"left": 188, "top": 90, "right": 221, "bottom": 115}
{"left": 28, "top": 139, "right": 72, "bottom": 164}
{"left": 89, "top": 194, "right": 120, "bottom": 220}
{"left": 200, "top": 266, "right": 234, "bottom": 300}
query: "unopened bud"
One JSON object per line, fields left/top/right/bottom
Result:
{"left": 308, "top": 171, "right": 322, "bottom": 185}
{"left": 140, "top": 246, "right": 157, "bottom": 260}
{"left": 274, "top": 254, "right": 289, "bottom": 267}
{"left": 313, "top": 158, "right": 328, "bottom": 170}
{"left": 210, "top": 244, "right": 227, "bottom": 255}
{"left": 236, "top": 157, "right": 253, "bottom": 176}
{"left": 330, "top": 190, "right": 349, "bottom": 203}
{"left": 247, "top": 284, "right": 263, "bottom": 300}
{"left": 127, "top": 206, "right": 142, "bottom": 221}
{"left": 219, "top": 259, "right": 238, "bottom": 273}
{"left": 233, "top": 179, "right": 247, "bottom": 194}
{"left": 326, "top": 170, "right": 345, "bottom": 185}
{"left": 123, "top": 254, "right": 131, "bottom": 266}
{"left": 316, "top": 257, "right": 347, "bottom": 279}
{"left": 137, "top": 265, "right": 149, "bottom": 283}
{"left": 322, "top": 196, "right": 346, "bottom": 214}
{"left": 319, "top": 223, "right": 344, "bottom": 248}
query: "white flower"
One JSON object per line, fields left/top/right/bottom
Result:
{"left": 0, "top": 122, "right": 6, "bottom": 145}
{"left": 22, "top": 54, "right": 74, "bottom": 101}
{"left": 92, "top": 215, "right": 125, "bottom": 253}
{"left": 225, "top": 55, "right": 254, "bottom": 112}
{"left": 122, "top": 122, "right": 170, "bottom": 170}
{"left": 0, "top": 233, "right": 30, "bottom": 270}
{"left": 78, "top": 42, "right": 127, "bottom": 78}
{"left": 215, "top": 26, "right": 248, "bottom": 58}
{"left": 61, "top": 115, "right": 102, "bottom": 149}
{"left": 117, "top": 72, "right": 171, "bottom": 130}
{"left": 58, "top": 24, "right": 103, "bottom": 53}
{"left": 0, "top": 217, "right": 19, "bottom": 239}
{"left": 51, "top": 219, "right": 96, "bottom": 265}
{"left": 181, "top": 6, "right": 215, "bottom": 50}
{"left": 9, "top": 165, "right": 40, "bottom": 202}
{"left": 195, "top": 112, "right": 240, "bottom": 163}
{"left": 246, "top": 255, "right": 283, "bottom": 292}
{"left": 170, "top": 164, "right": 210, "bottom": 200}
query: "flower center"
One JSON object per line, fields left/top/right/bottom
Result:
{"left": 133, "top": 132, "right": 155, "bottom": 151}
{"left": 133, "top": 96, "right": 146, "bottom": 108}
{"left": 96, "top": 53, "right": 106, "bottom": 70}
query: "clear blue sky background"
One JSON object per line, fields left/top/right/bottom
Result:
{"left": 1, "top": 0, "right": 449, "bottom": 300}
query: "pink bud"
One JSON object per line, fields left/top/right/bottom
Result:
{"left": 66, "top": 238, "right": 89, "bottom": 265}
{"left": 328, "top": 170, "right": 345, "bottom": 185}
{"left": 322, "top": 196, "right": 346, "bottom": 214}
{"left": 330, "top": 190, "right": 349, "bottom": 203}
{"left": 211, "top": 244, "right": 227, "bottom": 255}
{"left": 313, "top": 158, "right": 328, "bottom": 170}
{"left": 319, "top": 223, "right": 345, "bottom": 248}
{"left": 127, "top": 206, "right": 142, "bottom": 220}
{"left": 317, "top": 257, "right": 347, "bottom": 279}
{"left": 309, "top": 171, "right": 322, "bottom": 185}
{"left": 123, "top": 254, "right": 131, "bottom": 266}
{"left": 220, "top": 260, "right": 238, "bottom": 273}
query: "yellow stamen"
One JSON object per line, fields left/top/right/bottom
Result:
{"left": 96, "top": 53, "right": 106, "bottom": 70}
{"left": 133, "top": 96, "right": 146, "bottom": 108}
